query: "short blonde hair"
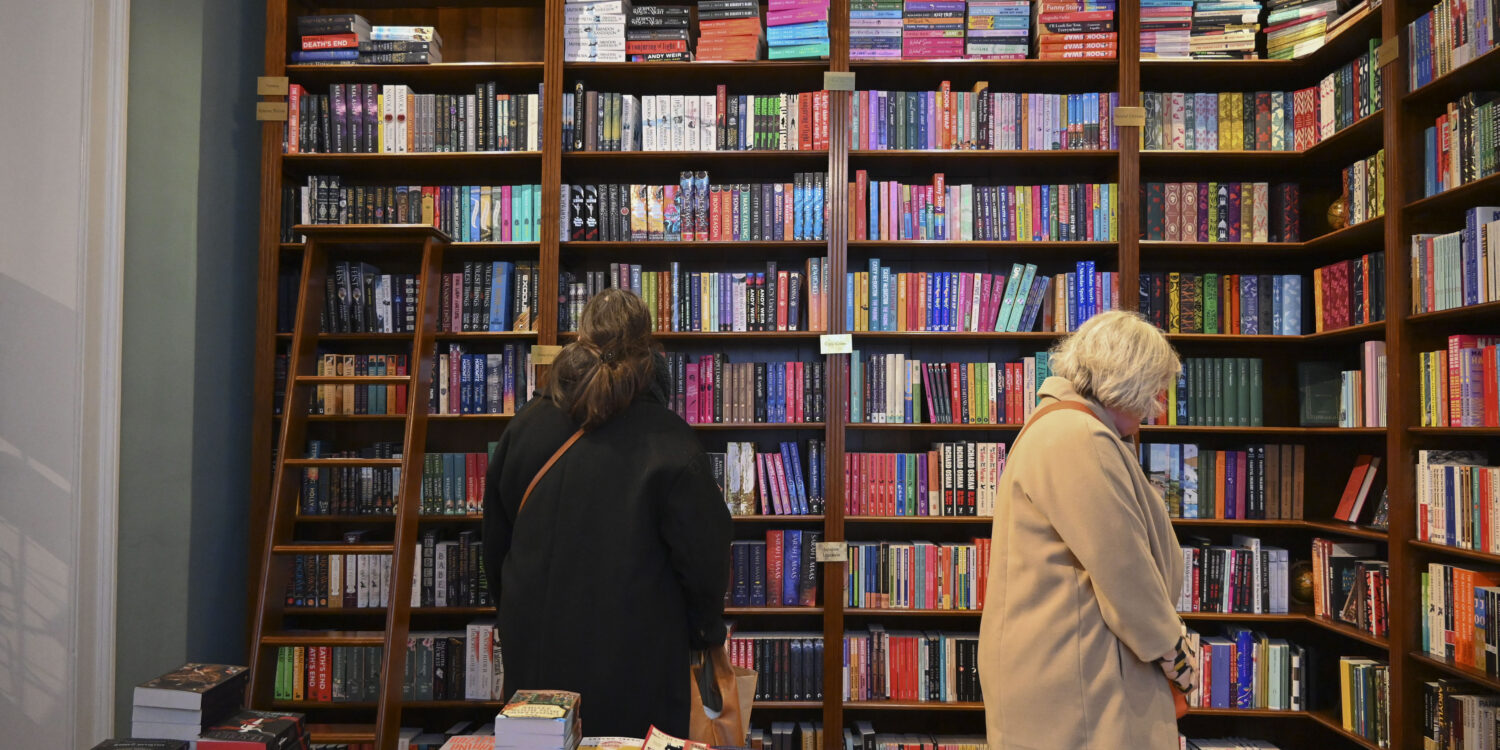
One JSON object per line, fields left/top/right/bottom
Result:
{"left": 1048, "top": 310, "right": 1181, "bottom": 418}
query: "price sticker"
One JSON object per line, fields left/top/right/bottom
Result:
{"left": 820, "top": 333, "right": 853, "bottom": 355}
{"left": 815, "top": 542, "right": 848, "bottom": 563}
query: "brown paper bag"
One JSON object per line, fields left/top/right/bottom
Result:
{"left": 689, "top": 646, "right": 757, "bottom": 746}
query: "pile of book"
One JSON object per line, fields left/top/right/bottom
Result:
{"left": 564, "top": 0, "right": 627, "bottom": 62}
{"left": 495, "top": 690, "right": 583, "bottom": 750}
{"left": 967, "top": 0, "right": 1031, "bottom": 59}
{"left": 698, "top": 0, "right": 764, "bottom": 60}
{"left": 1190, "top": 0, "right": 1263, "bottom": 58}
{"left": 850, "top": 0, "right": 902, "bottom": 59}
{"left": 768, "top": 0, "right": 830, "bottom": 59}
{"left": 1264, "top": 0, "right": 1337, "bottom": 59}
{"left": 291, "top": 14, "right": 444, "bottom": 64}
{"left": 129, "top": 664, "right": 248, "bottom": 744}
{"left": 628, "top": 5, "right": 693, "bottom": 61}
{"left": 903, "top": 0, "right": 965, "bottom": 59}
{"left": 1034, "top": 0, "right": 1117, "bottom": 59}
{"left": 1139, "top": 0, "right": 1193, "bottom": 59}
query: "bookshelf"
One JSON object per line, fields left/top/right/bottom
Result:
{"left": 244, "top": 0, "right": 1488, "bottom": 748}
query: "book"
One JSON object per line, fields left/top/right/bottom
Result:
{"left": 1296, "top": 361, "right": 1341, "bottom": 426}
{"left": 845, "top": 442, "right": 1007, "bottom": 517}
{"left": 564, "top": 88, "right": 829, "bottom": 152}
{"left": 134, "top": 664, "right": 248, "bottom": 711}
{"left": 843, "top": 628, "right": 980, "bottom": 701}
{"left": 560, "top": 173, "right": 831, "bottom": 243}
{"left": 1332, "top": 455, "right": 1382, "bottom": 522}
{"left": 854, "top": 172, "right": 1118, "bottom": 241}
{"left": 197, "top": 709, "right": 307, "bottom": 750}
{"left": 1175, "top": 535, "right": 1289, "bottom": 614}
{"left": 845, "top": 539, "right": 990, "bottom": 608}
{"left": 282, "top": 84, "right": 540, "bottom": 153}
{"left": 1141, "top": 182, "right": 1298, "bottom": 242}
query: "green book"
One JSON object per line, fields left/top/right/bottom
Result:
{"left": 1237, "top": 358, "right": 1252, "bottom": 428}
{"left": 1249, "top": 358, "right": 1264, "bottom": 426}
{"left": 1204, "top": 272, "right": 1219, "bottom": 333}
{"left": 1200, "top": 449, "right": 1215, "bottom": 519}
{"left": 1211, "top": 358, "right": 1225, "bottom": 426}
{"left": 1035, "top": 351, "right": 1050, "bottom": 395}
{"left": 1224, "top": 356, "right": 1239, "bottom": 426}
{"left": 850, "top": 351, "right": 863, "bottom": 423}
{"left": 275, "top": 647, "right": 289, "bottom": 700}
{"left": 1189, "top": 357, "right": 1203, "bottom": 426}
{"left": 1206, "top": 182, "right": 1219, "bottom": 241}
{"left": 332, "top": 646, "right": 346, "bottom": 701}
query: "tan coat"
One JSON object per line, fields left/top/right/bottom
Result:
{"left": 978, "top": 376, "right": 1184, "bottom": 749}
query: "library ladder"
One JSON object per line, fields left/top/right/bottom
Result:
{"left": 247, "top": 224, "right": 450, "bottom": 750}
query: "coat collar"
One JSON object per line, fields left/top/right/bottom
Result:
{"left": 1036, "top": 376, "right": 1122, "bottom": 439}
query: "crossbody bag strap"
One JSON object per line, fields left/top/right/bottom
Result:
{"left": 518, "top": 428, "right": 586, "bottom": 516}
{"left": 1013, "top": 400, "right": 1139, "bottom": 451}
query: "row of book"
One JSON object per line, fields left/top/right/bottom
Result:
{"left": 1344, "top": 150, "right": 1386, "bottom": 229}
{"left": 756, "top": 723, "right": 825, "bottom": 750}
{"left": 1422, "top": 680, "right": 1500, "bottom": 747}
{"left": 292, "top": 15, "right": 442, "bottom": 64}
{"left": 1313, "top": 251, "right": 1388, "bottom": 332}
{"left": 1332, "top": 342, "right": 1388, "bottom": 428}
{"left": 843, "top": 628, "right": 982, "bottom": 702}
{"left": 1423, "top": 560, "right": 1500, "bottom": 674}
{"left": 667, "top": 355, "right": 827, "bottom": 424}
{"left": 841, "top": 727, "right": 986, "bottom": 750}
{"left": 1419, "top": 335, "right": 1500, "bottom": 427}
{"left": 728, "top": 631, "right": 825, "bottom": 701}
{"left": 432, "top": 345, "right": 534, "bottom": 416}
{"left": 318, "top": 261, "right": 419, "bottom": 334}
{"left": 422, "top": 450, "right": 495, "bottom": 516}
{"left": 846, "top": 539, "right": 991, "bottom": 610}
{"left": 1139, "top": 272, "right": 1304, "bottom": 335}
{"left": 849, "top": 89, "right": 1119, "bottom": 151}
{"left": 729, "top": 530, "right": 824, "bottom": 607}
{"left": 1142, "top": 48, "right": 1383, "bottom": 153}
{"left": 284, "top": 178, "right": 546, "bottom": 244}
{"left": 712, "top": 440, "right": 828, "bottom": 516}
{"left": 849, "top": 262, "right": 1116, "bottom": 333}
{"left": 1141, "top": 181, "right": 1301, "bottom": 243}
{"left": 1416, "top": 449, "right": 1499, "bottom": 553}
{"left": 284, "top": 84, "right": 541, "bottom": 154}
{"left": 852, "top": 173, "right": 1120, "bottom": 242}
{"left": 1176, "top": 535, "right": 1291, "bottom": 614}
{"left": 415, "top": 529, "right": 489, "bottom": 607}
{"left": 285, "top": 549, "right": 394, "bottom": 609}
{"left": 1182, "top": 627, "right": 1308, "bottom": 711}
{"left": 1406, "top": 0, "right": 1500, "bottom": 89}
{"left": 849, "top": 354, "right": 1051, "bottom": 426}
{"left": 273, "top": 625, "right": 501, "bottom": 704}
{"left": 1311, "top": 538, "right": 1387, "bottom": 639}
{"left": 564, "top": 87, "right": 831, "bottom": 152}
{"left": 843, "top": 443, "right": 1008, "bottom": 517}
{"left": 306, "top": 354, "right": 410, "bottom": 416}
{"left": 301, "top": 442, "right": 401, "bottom": 516}
{"left": 565, "top": 262, "right": 826, "bottom": 332}
{"left": 1138, "top": 0, "right": 1199, "bottom": 59}
{"left": 1267, "top": 0, "right": 1370, "bottom": 60}
{"left": 1411, "top": 206, "right": 1500, "bottom": 314}
{"left": 1159, "top": 357, "right": 1265, "bottom": 427}
{"left": 1338, "top": 657, "right": 1390, "bottom": 745}
{"left": 1140, "top": 443, "right": 1307, "bottom": 521}
{"left": 562, "top": 174, "right": 830, "bottom": 242}
{"left": 273, "top": 645, "right": 384, "bottom": 702}
{"left": 439, "top": 262, "right": 541, "bottom": 333}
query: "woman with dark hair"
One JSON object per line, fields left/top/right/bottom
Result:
{"left": 482, "top": 289, "right": 733, "bottom": 738}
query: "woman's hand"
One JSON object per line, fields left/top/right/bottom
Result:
{"left": 1158, "top": 630, "right": 1198, "bottom": 695}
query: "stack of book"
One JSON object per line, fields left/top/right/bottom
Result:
{"left": 903, "top": 0, "right": 966, "bottom": 59}
{"left": 967, "top": 0, "right": 1031, "bottom": 59}
{"left": 627, "top": 5, "right": 692, "bottom": 61}
{"left": 698, "top": 0, "right": 764, "bottom": 60}
{"left": 130, "top": 664, "right": 249, "bottom": 744}
{"left": 495, "top": 690, "right": 583, "bottom": 750}
{"left": 1264, "top": 0, "right": 1337, "bottom": 59}
{"left": 767, "top": 0, "right": 830, "bottom": 58}
{"left": 362, "top": 24, "right": 443, "bottom": 64}
{"left": 197, "top": 710, "right": 310, "bottom": 749}
{"left": 290, "top": 14, "right": 371, "bottom": 64}
{"left": 850, "top": 0, "right": 903, "bottom": 59}
{"left": 1189, "top": 0, "right": 1263, "bottom": 59}
{"left": 1139, "top": 0, "right": 1193, "bottom": 59}
{"left": 1034, "top": 0, "right": 1117, "bottom": 59}
{"left": 565, "top": 0, "right": 627, "bottom": 62}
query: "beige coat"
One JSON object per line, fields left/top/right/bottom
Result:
{"left": 978, "top": 376, "right": 1184, "bottom": 749}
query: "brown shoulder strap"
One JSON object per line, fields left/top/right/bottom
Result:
{"left": 518, "top": 429, "right": 585, "bottom": 516}
{"left": 1013, "top": 401, "right": 1108, "bottom": 450}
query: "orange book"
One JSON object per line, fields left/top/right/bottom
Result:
{"left": 1333, "top": 455, "right": 1375, "bottom": 522}
{"left": 1215, "top": 451, "right": 1228, "bottom": 518}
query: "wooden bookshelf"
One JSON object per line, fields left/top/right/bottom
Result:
{"left": 246, "top": 1, "right": 1431, "bottom": 747}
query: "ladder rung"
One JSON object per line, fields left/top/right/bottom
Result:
{"left": 272, "top": 543, "right": 396, "bottom": 555}
{"left": 261, "top": 630, "right": 385, "bottom": 646}
{"left": 295, "top": 375, "right": 413, "bottom": 385}
{"left": 284, "top": 458, "right": 403, "bottom": 467}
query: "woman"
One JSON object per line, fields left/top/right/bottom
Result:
{"left": 482, "top": 289, "right": 733, "bottom": 738}
{"left": 978, "top": 310, "right": 1196, "bottom": 749}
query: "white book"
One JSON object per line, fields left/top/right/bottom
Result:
{"left": 131, "top": 722, "right": 201, "bottom": 742}
{"left": 745, "top": 96, "right": 756, "bottom": 150}
{"left": 1318, "top": 73, "right": 1335, "bottom": 140}
{"left": 563, "top": 0, "right": 627, "bottom": 14}
{"left": 684, "top": 95, "right": 699, "bottom": 151}
{"left": 378, "top": 554, "right": 390, "bottom": 607}
{"left": 564, "top": 11, "right": 627, "bottom": 23}
{"left": 641, "top": 96, "right": 657, "bottom": 151}
{"left": 779, "top": 93, "right": 790, "bottom": 149}
{"left": 564, "top": 24, "right": 626, "bottom": 40}
{"left": 410, "top": 544, "right": 420, "bottom": 606}
{"left": 344, "top": 551, "right": 357, "bottom": 607}
{"left": 465, "top": 93, "right": 477, "bottom": 152}
{"left": 527, "top": 93, "right": 540, "bottom": 151}
{"left": 382, "top": 84, "right": 397, "bottom": 153}
{"left": 733, "top": 273, "right": 748, "bottom": 331}
{"left": 622, "top": 94, "right": 638, "bottom": 151}
{"left": 700, "top": 95, "right": 717, "bottom": 151}
{"left": 656, "top": 95, "right": 671, "bottom": 149}
{"left": 670, "top": 94, "right": 685, "bottom": 151}
{"left": 787, "top": 96, "right": 798, "bottom": 150}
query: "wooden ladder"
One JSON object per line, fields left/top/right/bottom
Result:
{"left": 248, "top": 224, "right": 450, "bottom": 750}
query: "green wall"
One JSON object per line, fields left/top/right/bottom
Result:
{"left": 116, "top": 0, "right": 263, "bottom": 734}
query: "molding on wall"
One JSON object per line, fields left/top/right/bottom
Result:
{"left": 74, "top": 0, "right": 130, "bottom": 744}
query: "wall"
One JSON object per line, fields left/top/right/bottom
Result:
{"left": 114, "top": 0, "right": 264, "bottom": 736}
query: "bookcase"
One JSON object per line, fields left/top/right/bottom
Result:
{"left": 247, "top": 0, "right": 1500, "bottom": 747}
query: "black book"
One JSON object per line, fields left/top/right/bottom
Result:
{"left": 627, "top": 27, "right": 691, "bottom": 40}
{"left": 297, "top": 13, "right": 370, "bottom": 35}
{"left": 358, "top": 40, "right": 437, "bottom": 52}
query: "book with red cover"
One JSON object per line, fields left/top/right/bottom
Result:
{"left": 1332, "top": 455, "right": 1378, "bottom": 522}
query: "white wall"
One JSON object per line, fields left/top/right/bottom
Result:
{"left": 0, "top": 0, "right": 128, "bottom": 747}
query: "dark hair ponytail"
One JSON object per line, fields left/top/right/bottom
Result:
{"left": 546, "top": 288, "right": 660, "bottom": 430}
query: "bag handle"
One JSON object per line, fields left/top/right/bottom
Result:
{"left": 518, "top": 429, "right": 586, "bottom": 516}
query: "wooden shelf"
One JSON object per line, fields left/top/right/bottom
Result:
{"left": 845, "top": 608, "right": 982, "bottom": 616}
{"left": 1179, "top": 610, "right": 1303, "bottom": 623}
{"left": 841, "top": 701, "right": 984, "bottom": 711}
{"left": 564, "top": 150, "right": 829, "bottom": 161}
{"left": 846, "top": 516, "right": 991, "bottom": 524}
{"left": 753, "top": 701, "right": 825, "bottom": 709}
{"left": 261, "top": 631, "right": 385, "bottom": 647}
{"left": 283, "top": 458, "right": 404, "bottom": 468}
{"left": 1138, "top": 425, "right": 1387, "bottom": 436}
{"left": 725, "top": 607, "right": 824, "bottom": 615}
{"left": 1304, "top": 614, "right": 1390, "bottom": 649}
{"left": 272, "top": 700, "right": 379, "bottom": 709}
{"left": 1140, "top": 215, "right": 1387, "bottom": 265}
{"left": 1308, "top": 708, "right": 1384, "bottom": 750}
{"left": 559, "top": 330, "right": 822, "bottom": 341}
{"left": 1159, "top": 323, "right": 1385, "bottom": 344}
{"left": 286, "top": 61, "right": 543, "bottom": 85}
{"left": 1405, "top": 299, "right": 1500, "bottom": 326}
{"left": 306, "top": 724, "right": 378, "bottom": 744}
{"left": 1409, "top": 426, "right": 1500, "bottom": 436}
{"left": 1409, "top": 651, "right": 1500, "bottom": 692}
{"left": 1404, "top": 43, "right": 1500, "bottom": 110}
{"left": 284, "top": 606, "right": 492, "bottom": 616}
{"left": 849, "top": 331, "right": 1062, "bottom": 341}
{"left": 433, "top": 331, "right": 537, "bottom": 340}
{"left": 688, "top": 422, "right": 827, "bottom": 430}
{"left": 846, "top": 423, "right": 1018, "bottom": 431}
{"left": 561, "top": 241, "right": 828, "bottom": 251}
{"left": 427, "top": 413, "right": 515, "bottom": 420}
{"left": 1182, "top": 707, "right": 1305, "bottom": 718}
{"left": 1408, "top": 539, "right": 1500, "bottom": 565}
{"left": 1405, "top": 171, "right": 1500, "bottom": 219}
{"left": 272, "top": 542, "right": 395, "bottom": 554}
{"left": 732, "top": 514, "right": 825, "bottom": 522}
{"left": 1300, "top": 520, "right": 1390, "bottom": 541}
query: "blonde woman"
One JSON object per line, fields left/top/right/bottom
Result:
{"left": 978, "top": 310, "right": 1196, "bottom": 749}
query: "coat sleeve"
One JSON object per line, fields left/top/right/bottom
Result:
{"left": 659, "top": 453, "right": 735, "bottom": 650}
{"left": 481, "top": 427, "right": 515, "bottom": 607}
{"left": 1024, "top": 419, "right": 1182, "bottom": 664}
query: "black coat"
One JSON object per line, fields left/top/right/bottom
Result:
{"left": 482, "top": 377, "right": 733, "bottom": 739}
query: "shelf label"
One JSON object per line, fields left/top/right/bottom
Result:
{"left": 815, "top": 542, "right": 848, "bottom": 563}
{"left": 824, "top": 71, "right": 856, "bottom": 92}
{"left": 257, "top": 76, "right": 290, "bottom": 96}
{"left": 819, "top": 333, "right": 853, "bottom": 354}
{"left": 1114, "top": 106, "right": 1146, "bottom": 128}
{"left": 1376, "top": 37, "right": 1399, "bottom": 68}
{"left": 530, "top": 345, "right": 563, "bottom": 365}
{"left": 256, "top": 102, "right": 289, "bottom": 121}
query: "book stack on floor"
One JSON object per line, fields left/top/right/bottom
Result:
{"left": 1034, "top": 1, "right": 1117, "bottom": 59}
{"left": 1139, "top": 0, "right": 1193, "bottom": 59}
{"left": 495, "top": 690, "right": 583, "bottom": 750}
{"left": 1189, "top": 0, "right": 1263, "bottom": 58}
{"left": 902, "top": 0, "right": 965, "bottom": 59}
{"left": 850, "top": 0, "right": 903, "bottom": 59}
{"left": 565, "top": 0, "right": 628, "bottom": 62}
{"left": 1264, "top": 0, "right": 1337, "bottom": 59}
{"left": 627, "top": 5, "right": 693, "bottom": 61}
{"left": 768, "top": 0, "right": 831, "bottom": 58}
{"left": 198, "top": 710, "right": 311, "bottom": 750}
{"left": 966, "top": 0, "right": 1031, "bottom": 59}
{"left": 697, "top": 0, "right": 765, "bottom": 60}
{"left": 130, "top": 664, "right": 249, "bottom": 745}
